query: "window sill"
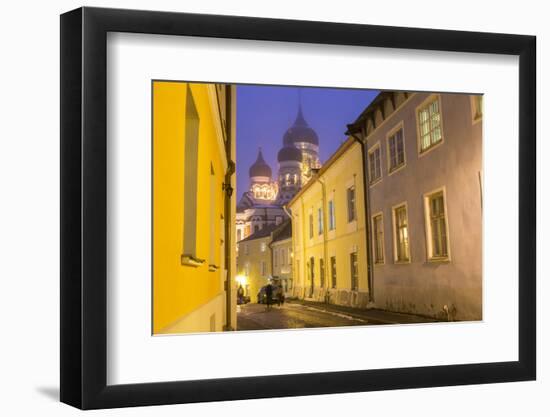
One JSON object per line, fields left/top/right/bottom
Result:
{"left": 181, "top": 254, "right": 206, "bottom": 267}
{"left": 418, "top": 139, "right": 444, "bottom": 157}
{"left": 426, "top": 257, "right": 451, "bottom": 264}
{"left": 369, "top": 177, "right": 382, "bottom": 187}
{"left": 388, "top": 163, "right": 406, "bottom": 176}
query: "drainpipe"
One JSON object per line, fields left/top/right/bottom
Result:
{"left": 348, "top": 124, "right": 375, "bottom": 304}
{"left": 316, "top": 177, "right": 329, "bottom": 302}
{"left": 282, "top": 205, "right": 294, "bottom": 297}
{"left": 223, "top": 85, "right": 235, "bottom": 330}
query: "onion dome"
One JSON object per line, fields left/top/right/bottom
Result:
{"left": 277, "top": 145, "right": 302, "bottom": 163}
{"left": 249, "top": 148, "right": 272, "bottom": 178}
{"left": 283, "top": 104, "right": 319, "bottom": 146}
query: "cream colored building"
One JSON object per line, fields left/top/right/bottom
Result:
{"left": 236, "top": 224, "right": 277, "bottom": 303}
{"left": 269, "top": 220, "right": 293, "bottom": 295}
{"left": 288, "top": 138, "right": 370, "bottom": 307}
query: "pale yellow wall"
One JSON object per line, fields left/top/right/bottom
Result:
{"left": 236, "top": 236, "right": 272, "bottom": 303}
{"left": 153, "top": 82, "right": 226, "bottom": 333}
{"left": 289, "top": 142, "right": 368, "bottom": 300}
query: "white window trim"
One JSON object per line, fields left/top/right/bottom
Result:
{"left": 415, "top": 93, "right": 445, "bottom": 157}
{"left": 371, "top": 211, "right": 385, "bottom": 265}
{"left": 386, "top": 120, "right": 407, "bottom": 176}
{"left": 423, "top": 186, "right": 452, "bottom": 262}
{"left": 391, "top": 201, "right": 411, "bottom": 264}
{"left": 367, "top": 141, "right": 383, "bottom": 186}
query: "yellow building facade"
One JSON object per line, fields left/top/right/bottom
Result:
{"left": 152, "top": 81, "right": 236, "bottom": 334}
{"left": 236, "top": 225, "right": 277, "bottom": 303}
{"left": 288, "top": 138, "right": 370, "bottom": 307}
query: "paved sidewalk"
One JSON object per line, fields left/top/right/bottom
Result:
{"left": 287, "top": 299, "right": 439, "bottom": 325}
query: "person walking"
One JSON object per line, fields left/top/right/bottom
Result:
{"left": 265, "top": 283, "right": 273, "bottom": 311}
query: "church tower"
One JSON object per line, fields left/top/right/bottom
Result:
{"left": 280, "top": 100, "right": 321, "bottom": 192}
{"left": 248, "top": 148, "right": 278, "bottom": 202}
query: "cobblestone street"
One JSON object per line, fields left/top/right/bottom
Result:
{"left": 236, "top": 300, "right": 435, "bottom": 331}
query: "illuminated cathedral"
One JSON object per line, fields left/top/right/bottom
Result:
{"left": 236, "top": 102, "right": 321, "bottom": 242}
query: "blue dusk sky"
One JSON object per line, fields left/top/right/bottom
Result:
{"left": 236, "top": 85, "right": 379, "bottom": 197}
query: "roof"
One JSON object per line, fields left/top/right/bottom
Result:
{"left": 271, "top": 220, "right": 292, "bottom": 243}
{"left": 249, "top": 148, "right": 272, "bottom": 178}
{"left": 238, "top": 223, "right": 279, "bottom": 243}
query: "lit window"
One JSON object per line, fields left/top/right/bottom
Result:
{"left": 260, "top": 242, "right": 267, "bottom": 252}
{"left": 393, "top": 204, "right": 410, "bottom": 262}
{"left": 388, "top": 128, "right": 405, "bottom": 172}
{"left": 347, "top": 186, "right": 356, "bottom": 222}
{"left": 368, "top": 145, "right": 382, "bottom": 183}
{"left": 372, "top": 214, "right": 385, "bottom": 264}
{"left": 318, "top": 207, "right": 323, "bottom": 235}
{"left": 418, "top": 96, "right": 443, "bottom": 153}
{"left": 350, "top": 252, "right": 358, "bottom": 291}
{"left": 328, "top": 200, "right": 335, "bottom": 230}
{"left": 425, "top": 190, "right": 450, "bottom": 260}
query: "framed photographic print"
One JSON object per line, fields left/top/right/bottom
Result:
{"left": 60, "top": 6, "right": 536, "bottom": 410}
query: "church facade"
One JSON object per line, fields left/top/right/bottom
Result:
{"left": 236, "top": 103, "right": 321, "bottom": 243}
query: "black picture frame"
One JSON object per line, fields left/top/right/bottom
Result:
{"left": 60, "top": 6, "right": 536, "bottom": 410}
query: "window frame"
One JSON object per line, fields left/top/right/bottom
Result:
{"left": 330, "top": 255, "right": 337, "bottom": 289}
{"left": 349, "top": 251, "right": 358, "bottom": 291}
{"left": 391, "top": 201, "right": 411, "bottom": 263}
{"left": 347, "top": 185, "right": 356, "bottom": 223}
{"left": 423, "top": 186, "right": 452, "bottom": 262}
{"left": 386, "top": 121, "right": 407, "bottom": 175}
{"left": 318, "top": 206, "right": 324, "bottom": 235}
{"left": 371, "top": 211, "right": 385, "bottom": 265}
{"left": 328, "top": 199, "right": 336, "bottom": 231}
{"left": 367, "top": 141, "right": 382, "bottom": 185}
{"left": 415, "top": 94, "right": 445, "bottom": 156}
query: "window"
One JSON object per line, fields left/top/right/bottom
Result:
{"left": 274, "top": 249, "right": 278, "bottom": 266}
{"left": 209, "top": 163, "right": 216, "bottom": 266}
{"left": 347, "top": 186, "right": 356, "bottom": 222}
{"left": 393, "top": 204, "right": 410, "bottom": 262}
{"left": 319, "top": 258, "right": 325, "bottom": 288}
{"left": 260, "top": 261, "right": 266, "bottom": 276}
{"left": 330, "top": 256, "right": 337, "bottom": 289}
{"left": 309, "top": 213, "right": 314, "bottom": 239}
{"left": 368, "top": 145, "right": 382, "bottom": 183}
{"left": 387, "top": 128, "right": 405, "bottom": 172}
{"left": 328, "top": 200, "right": 335, "bottom": 230}
{"left": 260, "top": 242, "right": 267, "bottom": 252}
{"left": 418, "top": 96, "right": 443, "bottom": 153}
{"left": 373, "top": 214, "right": 385, "bottom": 264}
{"left": 350, "top": 252, "right": 358, "bottom": 291}
{"left": 243, "top": 244, "right": 248, "bottom": 255}
{"left": 275, "top": 215, "right": 283, "bottom": 225}
{"left": 254, "top": 224, "right": 260, "bottom": 233}
{"left": 182, "top": 88, "right": 200, "bottom": 262}
{"left": 236, "top": 229, "right": 242, "bottom": 242}
{"left": 425, "top": 190, "right": 450, "bottom": 260}
{"left": 318, "top": 207, "right": 323, "bottom": 235}
{"left": 472, "top": 94, "right": 483, "bottom": 122}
